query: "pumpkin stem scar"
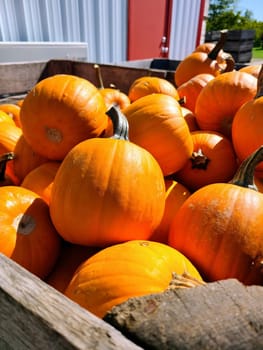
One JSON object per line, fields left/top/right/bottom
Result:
{"left": 45, "top": 127, "right": 63, "bottom": 143}
{"left": 12, "top": 213, "right": 36, "bottom": 235}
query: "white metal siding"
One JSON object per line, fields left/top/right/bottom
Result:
{"left": 169, "top": 0, "right": 205, "bottom": 60}
{"left": 0, "top": 0, "right": 128, "bottom": 63}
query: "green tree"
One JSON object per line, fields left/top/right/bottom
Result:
{"left": 206, "top": 0, "right": 263, "bottom": 47}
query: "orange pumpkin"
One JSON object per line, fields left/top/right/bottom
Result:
{"left": 174, "top": 30, "right": 234, "bottom": 87}
{"left": 20, "top": 74, "right": 108, "bottom": 160}
{"left": 175, "top": 130, "right": 238, "bottom": 191}
{"left": 49, "top": 107, "right": 166, "bottom": 246}
{"left": 0, "top": 186, "right": 61, "bottom": 278}
{"left": 180, "top": 107, "right": 199, "bottom": 132}
{"left": 123, "top": 93, "right": 193, "bottom": 176}
{"left": 232, "top": 65, "right": 263, "bottom": 173}
{"left": 177, "top": 73, "right": 215, "bottom": 113}
{"left": 0, "top": 110, "right": 16, "bottom": 125}
{"left": 195, "top": 70, "right": 257, "bottom": 138}
{"left": 0, "top": 103, "right": 21, "bottom": 127}
{"left": 150, "top": 179, "right": 191, "bottom": 244}
{"left": 169, "top": 146, "right": 263, "bottom": 285}
{"left": 12, "top": 134, "right": 50, "bottom": 184}
{"left": 45, "top": 241, "right": 99, "bottom": 293}
{"left": 128, "top": 76, "right": 179, "bottom": 102}
{"left": 21, "top": 161, "right": 61, "bottom": 204}
{"left": 65, "top": 240, "right": 203, "bottom": 318}
{"left": 239, "top": 64, "right": 261, "bottom": 79}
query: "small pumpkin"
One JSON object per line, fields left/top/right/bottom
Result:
{"left": 180, "top": 107, "right": 199, "bottom": 132}
{"left": 175, "top": 130, "right": 238, "bottom": 191}
{"left": 174, "top": 30, "right": 234, "bottom": 87}
{"left": 49, "top": 107, "right": 166, "bottom": 246}
{"left": 128, "top": 76, "right": 179, "bottom": 102}
{"left": 177, "top": 73, "right": 215, "bottom": 113}
{"left": 0, "top": 103, "right": 21, "bottom": 127}
{"left": 20, "top": 74, "right": 108, "bottom": 160}
{"left": 232, "top": 65, "right": 263, "bottom": 174}
{"left": 123, "top": 93, "right": 193, "bottom": 176}
{"left": 65, "top": 240, "right": 203, "bottom": 318}
{"left": 21, "top": 161, "right": 61, "bottom": 204}
{"left": 0, "top": 110, "right": 16, "bottom": 125}
{"left": 169, "top": 146, "right": 263, "bottom": 285}
{"left": 150, "top": 179, "right": 191, "bottom": 244}
{"left": 0, "top": 186, "right": 61, "bottom": 278}
{"left": 195, "top": 70, "right": 257, "bottom": 138}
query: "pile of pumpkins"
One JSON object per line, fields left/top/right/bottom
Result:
{"left": 1, "top": 37, "right": 263, "bottom": 319}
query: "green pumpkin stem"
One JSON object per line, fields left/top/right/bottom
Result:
{"left": 208, "top": 29, "right": 228, "bottom": 61}
{"left": 229, "top": 146, "right": 263, "bottom": 191}
{"left": 0, "top": 152, "right": 15, "bottom": 181}
{"left": 255, "top": 64, "right": 263, "bottom": 99}
{"left": 106, "top": 106, "right": 129, "bottom": 141}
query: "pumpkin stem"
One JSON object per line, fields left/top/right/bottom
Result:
{"left": 94, "top": 64, "right": 104, "bottom": 89}
{"left": 0, "top": 152, "right": 15, "bottom": 181}
{"left": 168, "top": 271, "right": 205, "bottom": 290}
{"left": 229, "top": 145, "right": 263, "bottom": 191}
{"left": 106, "top": 106, "right": 129, "bottom": 141}
{"left": 190, "top": 148, "right": 210, "bottom": 170}
{"left": 220, "top": 52, "right": 235, "bottom": 73}
{"left": 255, "top": 64, "right": 263, "bottom": 99}
{"left": 208, "top": 29, "right": 228, "bottom": 61}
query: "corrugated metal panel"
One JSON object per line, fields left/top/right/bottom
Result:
{"left": 169, "top": 0, "right": 202, "bottom": 60}
{"left": 0, "top": 0, "right": 127, "bottom": 63}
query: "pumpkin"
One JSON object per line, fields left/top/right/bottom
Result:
{"left": 128, "top": 76, "right": 179, "bottom": 102}
{"left": 177, "top": 73, "right": 215, "bottom": 113}
{"left": 195, "top": 70, "right": 257, "bottom": 138}
{"left": 168, "top": 146, "right": 263, "bottom": 285}
{"left": 20, "top": 74, "right": 108, "bottom": 160}
{"left": 180, "top": 107, "right": 199, "bottom": 132}
{"left": 0, "top": 186, "right": 61, "bottom": 278}
{"left": 0, "top": 110, "right": 16, "bottom": 125}
{"left": 12, "top": 134, "right": 49, "bottom": 184}
{"left": 0, "top": 103, "right": 21, "bottom": 127}
{"left": 174, "top": 30, "right": 234, "bottom": 87}
{"left": 45, "top": 241, "right": 100, "bottom": 293}
{"left": 0, "top": 122, "right": 22, "bottom": 184}
{"left": 193, "top": 42, "right": 225, "bottom": 63}
{"left": 49, "top": 106, "right": 166, "bottom": 246}
{"left": 150, "top": 179, "right": 191, "bottom": 244}
{"left": 239, "top": 64, "right": 261, "bottom": 79}
{"left": 232, "top": 65, "right": 263, "bottom": 174}
{"left": 21, "top": 161, "right": 61, "bottom": 204}
{"left": 175, "top": 130, "right": 238, "bottom": 191}
{"left": 93, "top": 64, "right": 130, "bottom": 111}
{"left": 123, "top": 93, "right": 193, "bottom": 176}
{"left": 65, "top": 240, "right": 203, "bottom": 318}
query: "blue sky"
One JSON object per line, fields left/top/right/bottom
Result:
{"left": 236, "top": 0, "right": 263, "bottom": 22}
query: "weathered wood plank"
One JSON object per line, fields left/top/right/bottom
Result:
{"left": 0, "top": 61, "right": 47, "bottom": 96}
{"left": 0, "top": 254, "right": 142, "bottom": 350}
{"left": 104, "top": 279, "right": 263, "bottom": 350}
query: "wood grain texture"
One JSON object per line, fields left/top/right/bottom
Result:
{"left": 0, "top": 254, "right": 142, "bottom": 350}
{"left": 105, "top": 279, "right": 263, "bottom": 350}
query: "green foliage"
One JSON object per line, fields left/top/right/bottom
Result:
{"left": 206, "top": 0, "right": 263, "bottom": 46}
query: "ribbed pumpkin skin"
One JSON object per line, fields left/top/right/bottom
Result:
{"left": 232, "top": 97, "right": 263, "bottom": 173}
{"left": 49, "top": 138, "right": 166, "bottom": 246}
{"left": 65, "top": 240, "right": 202, "bottom": 318}
{"left": 168, "top": 183, "right": 263, "bottom": 285}
{"left": 195, "top": 71, "right": 257, "bottom": 138}
{"left": 123, "top": 94, "right": 193, "bottom": 176}
{"left": 20, "top": 74, "right": 108, "bottom": 160}
{"left": 99, "top": 88, "right": 130, "bottom": 111}
{"left": 128, "top": 76, "right": 179, "bottom": 102}
{"left": 239, "top": 64, "right": 261, "bottom": 79}
{"left": 0, "top": 186, "right": 61, "bottom": 279}
{"left": 175, "top": 130, "right": 238, "bottom": 191}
